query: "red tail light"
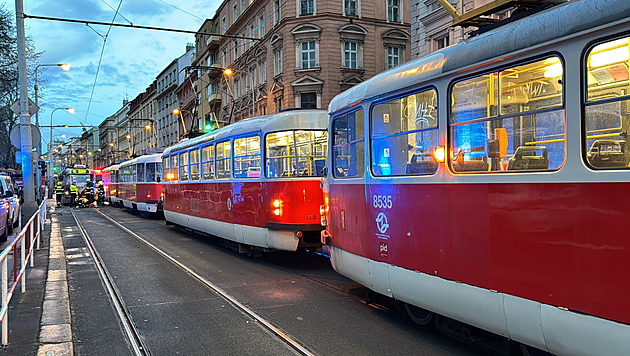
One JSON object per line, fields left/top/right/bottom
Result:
{"left": 147, "top": 192, "right": 151, "bottom": 199}
{"left": 272, "top": 199, "right": 283, "bottom": 216}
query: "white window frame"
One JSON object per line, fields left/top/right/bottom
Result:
{"left": 344, "top": 0, "right": 360, "bottom": 17}
{"left": 387, "top": 46, "right": 400, "bottom": 68}
{"left": 387, "top": 0, "right": 400, "bottom": 22}
{"left": 301, "top": 41, "right": 316, "bottom": 69}
{"left": 344, "top": 41, "right": 358, "bottom": 69}
{"left": 298, "top": 0, "right": 315, "bottom": 16}
{"left": 274, "top": 49, "right": 283, "bottom": 75}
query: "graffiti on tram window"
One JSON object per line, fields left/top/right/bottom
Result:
{"left": 449, "top": 56, "right": 566, "bottom": 173}
{"left": 371, "top": 89, "right": 439, "bottom": 176}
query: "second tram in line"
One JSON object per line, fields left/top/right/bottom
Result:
{"left": 115, "top": 154, "right": 164, "bottom": 214}
{"left": 321, "top": 0, "right": 630, "bottom": 355}
{"left": 162, "top": 109, "right": 328, "bottom": 253}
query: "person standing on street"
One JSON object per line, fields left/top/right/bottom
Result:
{"left": 85, "top": 181, "right": 94, "bottom": 205}
{"left": 70, "top": 182, "right": 78, "bottom": 207}
{"left": 55, "top": 181, "right": 64, "bottom": 207}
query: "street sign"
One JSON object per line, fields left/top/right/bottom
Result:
{"left": 10, "top": 124, "right": 41, "bottom": 148}
{"left": 10, "top": 98, "right": 39, "bottom": 116}
{"left": 15, "top": 150, "right": 38, "bottom": 164}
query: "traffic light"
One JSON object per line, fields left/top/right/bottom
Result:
{"left": 52, "top": 167, "right": 58, "bottom": 173}
{"left": 204, "top": 122, "right": 213, "bottom": 132}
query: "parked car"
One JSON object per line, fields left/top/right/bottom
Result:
{"left": 0, "top": 198, "right": 7, "bottom": 242}
{"left": 0, "top": 175, "right": 20, "bottom": 234}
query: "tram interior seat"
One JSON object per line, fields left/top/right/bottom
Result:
{"left": 405, "top": 154, "right": 438, "bottom": 174}
{"left": 587, "top": 139, "right": 627, "bottom": 168}
{"left": 451, "top": 150, "right": 489, "bottom": 172}
{"left": 507, "top": 146, "right": 549, "bottom": 170}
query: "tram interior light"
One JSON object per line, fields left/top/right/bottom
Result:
{"left": 433, "top": 146, "right": 446, "bottom": 163}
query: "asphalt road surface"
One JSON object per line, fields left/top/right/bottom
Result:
{"left": 63, "top": 206, "right": 489, "bottom": 356}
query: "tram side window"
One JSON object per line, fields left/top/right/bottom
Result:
{"left": 147, "top": 163, "right": 162, "bottom": 182}
{"left": 162, "top": 157, "right": 170, "bottom": 181}
{"left": 332, "top": 109, "right": 364, "bottom": 178}
{"left": 190, "top": 148, "right": 200, "bottom": 181}
{"left": 450, "top": 56, "right": 565, "bottom": 173}
{"left": 371, "top": 89, "right": 438, "bottom": 176}
{"left": 584, "top": 36, "right": 630, "bottom": 169}
{"left": 171, "top": 154, "right": 179, "bottom": 181}
{"left": 179, "top": 152, "right": 189, "bottom": 181}
{"left": 234, "top": 136, "right": 261, "bottom": 178}
{"left": 137, "top": 163, "right": 145, "bottom": 182}
{"left": 216, "top": 140, "right": 232, "bottom": 179}
{"left": 266, "top": 130, "right": 328, "bottom": 178}
{"left": 201, "top": 145, "right": 215, "bottom": 180}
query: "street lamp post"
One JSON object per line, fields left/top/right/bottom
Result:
{"left": 173, "top": 109, "right": 192, "bottom": 138}
{"left": 48, "top": 107, "right": 74, "bottom": 197}
{"left": 224, "top": 68, "right": 256, "bottom": 117}
{"left": 35, "top": 63, "right": 69, "bottom": 198}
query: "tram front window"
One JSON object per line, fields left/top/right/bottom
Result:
{"left": 266, "top": 130, "right": 328, "bottom": 178}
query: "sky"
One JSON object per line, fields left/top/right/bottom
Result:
{"left": 2, "top": 0, "right": 221, "bottom": 153}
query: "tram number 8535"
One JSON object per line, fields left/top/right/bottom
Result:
{"left": 372, "top": 195, "right": 392, "bottom": 209}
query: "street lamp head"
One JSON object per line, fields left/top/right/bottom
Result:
{"left": 145, "top": 124, "right": 152, "bottom": 130}
{"left": 224, "top": 68, "right": 233, "bottom": 76}
{"left": 173, "top": 108, "right": 181, "bottom": 115}
{"left": 66, "top": 107, "right": 75, "bottom": 114}
{"left": 109, "top": 142, "right": 115, "bottom": 147}
{"left": 126, "top": 134, "right": 131, "bottom": 140}
{"left": 59, "top": 63, "right": 71, "bottom": 71}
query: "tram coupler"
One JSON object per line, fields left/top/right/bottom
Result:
{"left": 320, "top": 229, "right": 331, "bottom": 245}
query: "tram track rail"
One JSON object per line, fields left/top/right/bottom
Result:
{"left": 92, "top": 208, "right": 316, "bottom": 356}
{"left": 70, "top": 210, "right": 150, "bottom": 356}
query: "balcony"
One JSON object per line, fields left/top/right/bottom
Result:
{"left": 206, "top": 35, "right": 221, "bottom": 50}
{"left": 207, "top": 63, "right": 224, "bottom": 78}
{"left": 207, "top": 92, "right": 222, "bottom": 106}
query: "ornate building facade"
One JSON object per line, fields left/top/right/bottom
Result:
{"left": 193, "top": 0, "right": 412, "bottom": 127}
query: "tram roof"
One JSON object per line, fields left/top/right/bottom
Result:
{"left": 102, "top": 163, "right": 120, "bottom": 172}
{"left": 329, "top": 0, "right": 630, "bottom": 113}
{"left": 163, "top": 109, "right": 327, "bottom": 155}
{"left": 119, "top": 153, "right": 162, "bottom": 168}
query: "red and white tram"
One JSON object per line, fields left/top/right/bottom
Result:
{"left": 162, "top": 110, "right": 328, "bottom": 252}
{"left": 322, "top": 1, "right": 630, "bottom": 355}
{"left": 102, "top": 164, "right": 120, "bottom": 205}
{"left": 117, "top": 154, "right": 163, "bottom": 214}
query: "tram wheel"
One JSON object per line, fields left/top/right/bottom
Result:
{"left": 404, "top": 303, "right": 434, "bottom": 325}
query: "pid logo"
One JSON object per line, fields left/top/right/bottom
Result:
{"left": 379, "top": 242, "right": 388, "bottom": 258}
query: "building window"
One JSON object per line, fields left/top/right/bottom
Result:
{"left": 276, "top": 97, "right": 283, "bottom": 112}
{"left": 222, "top": 17, "right": 226, "bottom": 34}
{"left": 434, "top": 35, "right": 449, "bottom": 50}
{"left": 300, "top": 0, "right": 314, "bottom": 15}
{"left": 301, "top": 41, "right": 315, "bottom": 69}
{"left": 344, "top": 42, "right": 357, "bottom": 69}
{"left": 234, "top": 40, "right": 239, "bottom": 58}
{"left": 260, "top": 60, "right": 266, "bottom": 83}
{"left": 301, "top": 93, "right": 317, "bottom": 108}
{"left": 241, "top": 0, "right": 245, "bottom": 13}
{"left": 235, "top": 79, "right": 240, "bottom": 97}
{"left": 259, "top": 15, "right": 265, "bottom": 37}
{"left": 274, "top": 49, "right": 283, "bottom": 75}
{"left": 233, "top": 4, "right": 238, "bottom": 23}
{"left": 274, "top": 0, "right": 281, "bottom": 24}
{"left": 345, "top": 0, "right": 357, "bottom": 16}
{"left": 251, "top": 67, "right": 257, "bottom": 88}
{"left": 387, "top": 0, "right": 400, "bottom": 22}
{"left": 387, "top": 46, "right": 400, "bottom": 68}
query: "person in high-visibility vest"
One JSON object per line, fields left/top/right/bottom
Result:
{"left": 96, "top": 181, "right": 105, "bottom": 205}
{"left": 55, "top": 181, "right": 64, "bottom": 207}
{"left": 70, "top": 182, "right": 79, "bottom": 207}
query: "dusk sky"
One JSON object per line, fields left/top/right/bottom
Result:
{"left": 2, "top": 0, "right": 221, "bottom": 153}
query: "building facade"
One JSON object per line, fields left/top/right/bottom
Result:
{"left": 411, "top": 0, "right": 512, "bottom": 59}
{"left": 194, "top": 0, "right": 411, "bottom": 125}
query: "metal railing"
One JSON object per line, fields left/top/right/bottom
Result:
{"left": 0, "top": 199, "right": 47, "bottom": 345}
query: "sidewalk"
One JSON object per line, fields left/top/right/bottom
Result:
{"left": 0, "top": 200, "right": 72, "bottom": 355}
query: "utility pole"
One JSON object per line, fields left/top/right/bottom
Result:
{"left": 15, "top": 0, "right": 37, "bottom": 219}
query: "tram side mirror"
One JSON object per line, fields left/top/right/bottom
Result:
{"left": 322, "top": 166, "right": 327, "bottom": 177}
